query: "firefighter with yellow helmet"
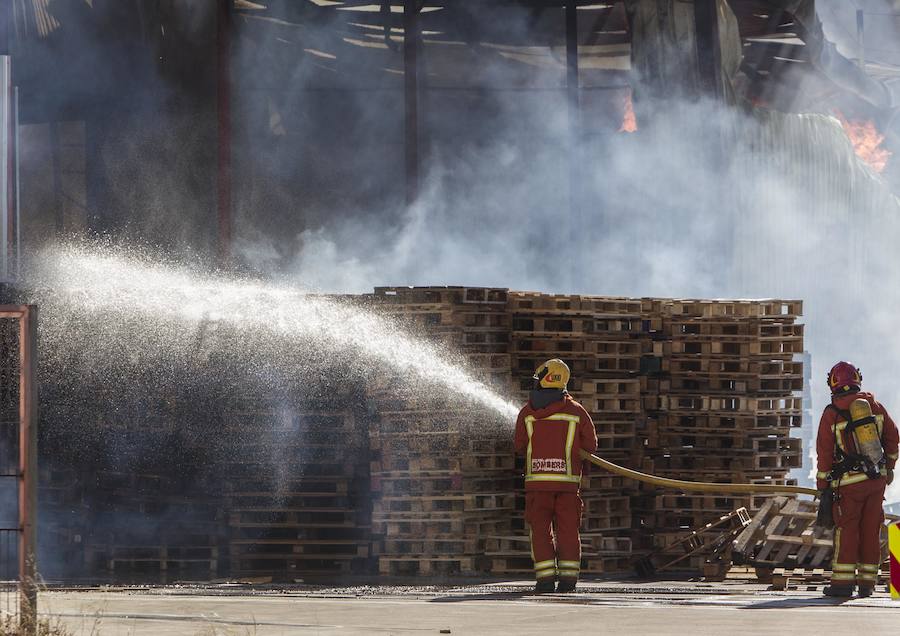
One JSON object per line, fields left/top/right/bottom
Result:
{"left": 816, "top": 361, "right": 899, "bottom": 597}
{"left": 514, "top": 359, "right": 597, "bottom": 593}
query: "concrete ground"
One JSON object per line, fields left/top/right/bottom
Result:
{"left": 36, "top": 579, "right": 900, "bottom": 636}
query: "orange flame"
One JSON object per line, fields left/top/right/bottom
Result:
{"left": 620, "top": 90, "right": 637, "bottom": 133}
{"left": 834, "top": 111, "right": 893, "bottom": 173}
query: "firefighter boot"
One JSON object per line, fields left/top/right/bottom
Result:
{"left": 534, "top": 579, "right": 556, "bottom": 594}
{"left": 556, "top": 579, "right": 577, "bottom": 593}
{"left": 857, "top": 585, "right": 874, "bottom": 598}
{"left": 823, "top": 585, "right": 854, "bottom": 597}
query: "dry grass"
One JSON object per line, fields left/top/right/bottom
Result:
{"left": 0, "top": 615, "right": 76, "bottom": 636}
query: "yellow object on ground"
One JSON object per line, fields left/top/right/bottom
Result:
{"left": 890, "top": 522, "right": 899, "bottom": 600}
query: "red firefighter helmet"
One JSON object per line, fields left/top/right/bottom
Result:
{"left": 827, "top": 361, "right": 862, "bottom": 395}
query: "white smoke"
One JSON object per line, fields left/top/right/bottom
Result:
{"left": 232, "top": 15, "right": 900, "bottom": 503}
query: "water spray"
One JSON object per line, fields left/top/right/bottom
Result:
{"left": 25, "top": 243, "right": 519, "bottom": 421}
{"left": 25, "top": 243, "right": 829, "bottom": 503}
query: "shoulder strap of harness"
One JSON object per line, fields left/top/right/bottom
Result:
{"left": 826, "top": 404, "right": 855, "bottom": 469}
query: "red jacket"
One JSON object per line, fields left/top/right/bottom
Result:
{"left": 514, "top": 393, "right": 597, "bottom": 492}
{"left": 816, "top": 390, "right": 899, "bottom": 489}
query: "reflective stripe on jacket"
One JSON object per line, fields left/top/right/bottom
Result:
{"left": 515, "top": 394, "right": 597, "bottom": 492}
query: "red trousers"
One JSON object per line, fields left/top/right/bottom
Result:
{"left": 832, "top": 477, "right": 886, "bottom": 588}
{"left": 525, "top": 490, "right": 583, "bottom": 581}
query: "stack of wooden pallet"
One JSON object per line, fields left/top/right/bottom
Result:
{"left": 59, "top": 382, "right": 229, "bottom": 583}
{"left": 365, "top": 287, "right": 516, "bottom": 576}
{"left": 31, "top": 287, "right": 806, "bottom": 582}
{"left": 71, "top": 330, "right": 375, "bottom": 583}
{"left": 85, "top": 525, "right": 220, "bottom": 583}
{"left": 80, "top": 468, "right": 223, "bottom": 583}
{"left": 368, "top": 408, "right": 514, "bottom": 576}
{"left": 636, "top": 299, "right": 805, "bottom": 569}
{"left": 38, "top": 466, "right": 91, "bottom": 581}
{"left": 367, "top": 290, "right": 804, "bottom": 578}
{"left": 222, "top": 409, "right": 372, "bottom": 580}
{"left": 485, "top": 292, "right": 646, "bottom": 575}
{"left": 369, "top": 286, "right": 512, "bottom": 394}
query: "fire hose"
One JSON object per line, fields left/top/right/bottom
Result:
{"left": 581, "top": 450, "right": 900, "bottom": 521}
{"left": 579, "top": 449, "right": 819, "bottom": 497}
{"left": 579, "top": 450, "right": 900, "bottom": 521}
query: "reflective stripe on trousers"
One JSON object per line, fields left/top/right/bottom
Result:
{"left": 534, "top": 558, "right": 557, "bottom": 580}
{"left": 858, "top": 563, "right": 880, "bottom": 583}
{"left": 558, "top": 559, "right": 580, "bottom": 579}
{"left": 831, "top": 557, "right": 856, "bottom": 582}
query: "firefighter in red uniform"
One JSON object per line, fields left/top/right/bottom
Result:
{"left": 816, "top": 361, "right": 899, "bottom": 597}
{"left": 514, "top": 359, "right": 597, "bottom": 593}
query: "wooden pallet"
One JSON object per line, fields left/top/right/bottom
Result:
{"left": 93, "top": 544, "right": 220, "bottom": 579}
{"left": 374, "top": 538, "right": 481, "bottom": 556}
{"left": 373, "top": 286, "right": 509, "bottom": 305}
{"left": 771, "top": 567, "right": 828, "bottom": 590}
{"left": 230, "top": 539, "right": 370, "bottom": 558}
{"left": 733, "top": 497, "right": 833, "bottom": 569}
{"left": 486, "top": 550, "right": 634, "bottom": 576}
{"left": 371, "top": 453, "right": 514, "bottom": 474}
{"left": 369, "top": 434, "right": 509, "bottom": 456}
{"left": 231, "top": 556, "right": 369, "bottom": 576}
{"left": 582, "top": 514, "right": 632, "bottom": 532}
{"left": 371, "top": 475, "right": 515, "bottom": 497}
{"left": 371, "top": 517, "right": 509, "bottom": 539}
{"left": 655, "top": 494, "right": 749, "bottom": 514}
{"left": 483, "top": 533, "right": 632, "bottom": 557}
{"left": 372, "top": 495, "right": 514, "bottom": 517}
{"left": 378, "top": 556, "right": 479, "bottom": 576}
{"left": 228, "top": 508, "right": 365, "bottom": 528}
{"left": 770, "top": 566, "right": 892, "bottom": 590}
{"left": 582, "top": 557, "right": 633, "bottom": 574}
{"left": 660, "top": 299, "right": 802, "bottom": 319}
{"left": 635, "top": 508, "right": 752, "bottom": 577}
{"left": 508, "top": 292, "right": 642, "bottom": 316}
{"left": 225, "top": 480, "right": 352, "bottom": 497}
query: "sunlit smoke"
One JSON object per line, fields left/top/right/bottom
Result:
{"left": 24, "top": 243, "right": 520, "bottom": 422}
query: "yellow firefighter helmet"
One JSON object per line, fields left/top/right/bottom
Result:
{"left": 533, "top": 359, "right": 570, "bottom": 389}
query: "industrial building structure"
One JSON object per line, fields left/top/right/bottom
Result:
{"left": 8, "top": 1, "right": 900, "bottom": 264}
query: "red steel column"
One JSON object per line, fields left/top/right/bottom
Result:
{"left": 18, "top": 306, "right": 37, "bottom": 632}
{"left": 694, "top": 0, "right": 722, "bottom": 100}
{"left": 565, "top": 2, "right": 581, "bottom": 265}
{"left": 5, "top": 57, "right": 12, "bottom": 272}
{"left": 217, "top": 0, "right": 233, "bottom": 264}
{"left": 404, "top": 0, "right": 420, "bottom": 207}
{"left": 0, "top": 0, "right": 11, "bottom": 276}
